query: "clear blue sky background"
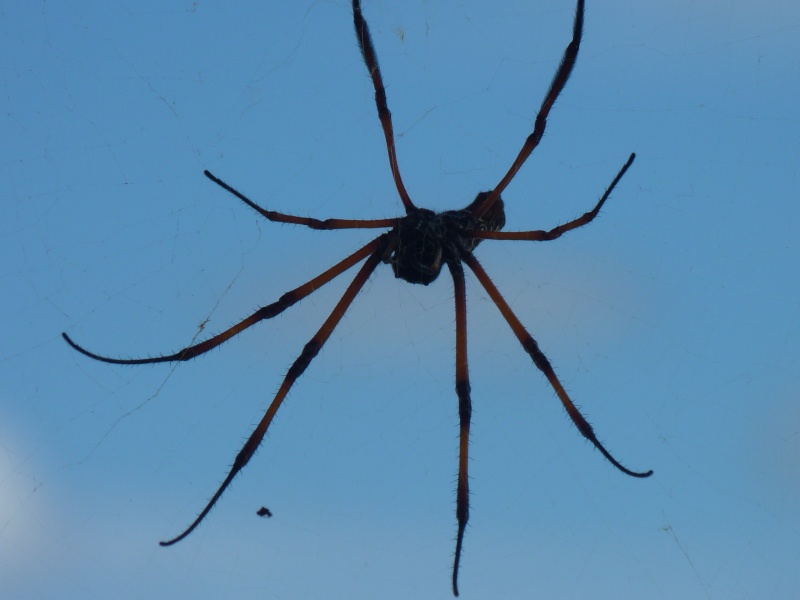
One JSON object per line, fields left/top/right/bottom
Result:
{"left": 3, "top": 1, "right": 799, "bottom": 598}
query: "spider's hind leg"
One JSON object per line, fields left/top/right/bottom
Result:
{"left": 448, "top": 260, "right": 472, "bottom": 597}
{"left": 464, "top": 253, "right": 652, "bottom": 479}
{"left": 159, "top": 233, "right": 394, "bottom": 546}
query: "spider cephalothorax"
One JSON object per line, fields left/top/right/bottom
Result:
{"left": 63, "top": 0, "right": 650, "bottom": 595}
{"left": 389, "top": 193, "right": 506, "bottom": 285}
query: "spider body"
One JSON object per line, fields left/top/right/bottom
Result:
{"left": 388, "top": 193, "right": 506, "bottom": 285}
{"left": 63, "top": 0, "right": 651, "bottom": 595}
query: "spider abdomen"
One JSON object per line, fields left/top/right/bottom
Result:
{"left": 389, "top": 193, "right": 506, "bottom": 286}
{"left": 390, "top": 208, "right": 446, "bottom": 285}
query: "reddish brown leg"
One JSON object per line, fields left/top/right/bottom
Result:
{"left": 62, "top": 235, "right": 388, "bottom": 364}
{"left": 463, "top": 253, "right": 652, "bottom": 479}
{"left": 158, "top": 232, "right": 394, "bottom": 546}
{"left": 352, "top": 0, "right": 416, "bottom": 213}
{"left": 469, "top": 153, "right": 635, "bottom": 241}
{"left": 448, "top": 260, "right": 471, "bottom": 597}
{"left": 204, "top": 170, "right": 398, "bottom": 230}
{"left": 474, "top": 0, "right": 585, "bottom": 220}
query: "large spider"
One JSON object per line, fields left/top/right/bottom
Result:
{"left": 63, "top": 0, "right": 652, "bottom": 595}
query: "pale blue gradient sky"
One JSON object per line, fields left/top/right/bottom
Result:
{"left": 3, "top": 1, "right": 799, "bottom": 598}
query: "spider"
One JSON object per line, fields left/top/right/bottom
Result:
{"left": 63, "top": 0, "right": 652, "bottom": 595}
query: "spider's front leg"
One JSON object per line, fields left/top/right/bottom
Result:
{"left": 352, "top": 0, "right": 416, "bottom": 213}
{"left": 473, "top": 0, "right": 585, "bottom": 220}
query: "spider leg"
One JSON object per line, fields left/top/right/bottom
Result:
{"left": 469, "top": 153, "right": 636, "bottom": 241}
{"left": 62, "top": 236, "right": 387, "bottom": 365}
{"left": 204, "top": 170, "right": 398, "bottom": 230}
{"left": 463, "top": 253, "right": 652, "bottom": 479}
{"left": 160, "top": 232, "right": 393, "bottom": 546}
{"left": 474, "top": 0, "right": 585, "bottom": 220}
{"left": 352, "top": 0, "right": 416, "bottom": 213}
{"left": 447, "top": 260, "right": 471, "bottom": 597}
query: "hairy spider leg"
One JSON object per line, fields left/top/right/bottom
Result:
{"left": 448, "top": 260, "right": 471, "bottom": 597}
{"left": 204, "top": 170, "right": 398, "bottom": 230}
{"left": 353, "top": 0, "right": 416, "bottom": 213}
{"left": 473, "top": 0, "right": 585, "bottom": 221}
{"left": 464, "top": 254, "right": 653, "bottom": 479}
{"left": 62, "top": 236, "right": 388, "bottom": 364}
{"left": 160, "top": 233, "right": 394, "bottom": 546}
{"left": 469, "top": 152, "right": 636, "bottom": 241}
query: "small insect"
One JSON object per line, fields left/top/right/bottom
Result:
{"left": 63, "top": 0, "right": 651, "bottom": 595}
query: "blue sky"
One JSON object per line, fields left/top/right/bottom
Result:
{"left": 2, "top": 1, "right": 799, "bottom": 598}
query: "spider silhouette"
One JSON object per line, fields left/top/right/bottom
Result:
{"left": 63, "top": 0, "right": 652, "bottom": 595}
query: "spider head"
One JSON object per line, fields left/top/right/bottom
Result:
{"left": 466, "top": 190, "right": 506, "bottom": 239}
